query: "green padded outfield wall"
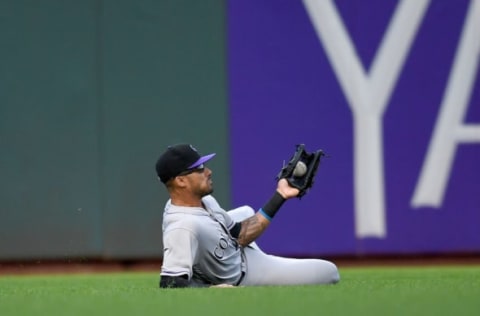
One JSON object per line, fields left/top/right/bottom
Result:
{"left": 0, "top": 0, "right": 230, "bottom": 260}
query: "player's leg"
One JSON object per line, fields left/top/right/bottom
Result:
{"left": 228, "top": 206, "right": 264, "bottom": 253}
{"left": 228, "top": 205, "right": 256, "bottom": 221}
{"left": 241, "top": 247, "right": 339, "bottom": 286}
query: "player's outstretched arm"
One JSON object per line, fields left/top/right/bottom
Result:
{"left": 236, "top": 213, "right": 270, "bottom": 247}
{"left": 276, "top": 178, "right": 301, "bottom": 199}
{"left": 235, "top": 179, "right": 299, "bottom": 247}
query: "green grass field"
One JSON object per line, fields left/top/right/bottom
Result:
{"left": 1, "top": 266, "right": 479, "bottom": 316}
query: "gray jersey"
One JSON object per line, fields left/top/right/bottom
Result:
{"left": 160, "top": 195, "right": 245, "bottom": 285}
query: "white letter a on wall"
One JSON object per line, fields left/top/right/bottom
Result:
{"left": 412, "top": 0, "right": 480, "bottom": 208}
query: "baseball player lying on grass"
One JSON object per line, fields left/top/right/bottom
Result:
{"left": 155, "top": 144, "right": 340, "bottom": 288}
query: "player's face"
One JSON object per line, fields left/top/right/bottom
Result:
{"left": 181, "top": 164, "right": 213, "bottom": 197}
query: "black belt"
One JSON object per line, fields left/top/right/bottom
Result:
{"left": 235, "top": 271, "right": 245, "bottom": 286}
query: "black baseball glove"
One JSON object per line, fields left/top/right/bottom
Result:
{"left": 277, "top": 144, "right": 325, "bottom": 198}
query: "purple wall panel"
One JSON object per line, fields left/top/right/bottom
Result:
{"left": 228, "top": 0, "right": 480, "bottom": 256}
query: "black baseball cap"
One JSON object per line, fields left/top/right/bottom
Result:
{"left": 155, "top": 144, "right": 216, "bottom": 183}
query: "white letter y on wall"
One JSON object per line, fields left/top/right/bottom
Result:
{"left": 303, "top": 0, "right": 430, "bottom": 237}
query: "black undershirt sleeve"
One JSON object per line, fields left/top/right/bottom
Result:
{"left": 229, "top": 222, "right": 242, "bottom": 238}
{"left": 159, "top": 275, "right": 190, "bottom": 288}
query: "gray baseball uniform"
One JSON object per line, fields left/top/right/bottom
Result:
{"left": 160, "top": 195, "right": 339, "bottom": 286}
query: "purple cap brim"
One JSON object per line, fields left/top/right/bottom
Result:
{"left": 188, "top": 153, "right": 216, "bottom": 168}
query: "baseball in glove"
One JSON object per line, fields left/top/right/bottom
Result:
{"left": 277, "top": 144, "right": 325, "bottom": 198}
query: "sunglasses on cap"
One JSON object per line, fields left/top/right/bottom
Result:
{"left": 177, "top": 164, "right": 206, "bottom": 177}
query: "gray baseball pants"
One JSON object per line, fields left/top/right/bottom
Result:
{"left": 228, "top": 206, "right": 340, "bottom": 286}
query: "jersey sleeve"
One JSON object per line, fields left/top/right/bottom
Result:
{"left": 161, "top": 228, "right": 198, "bottom": 279}
{"left": 222, "top": 210, "right": 235, "bottom": 231}
{"left": 202, "top": 195, "right": 236, "bottom": 230}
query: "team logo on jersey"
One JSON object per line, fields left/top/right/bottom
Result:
{"left": 214, "top": 237, "right": 228, "bottom": 259}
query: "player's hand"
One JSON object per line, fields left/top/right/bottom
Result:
{"left": 276, "top": 178, "right": 300, "bottom": 199}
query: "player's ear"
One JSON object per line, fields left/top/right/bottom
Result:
{"left": 172, "top": 175, "right": 188, "bottom": 188}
